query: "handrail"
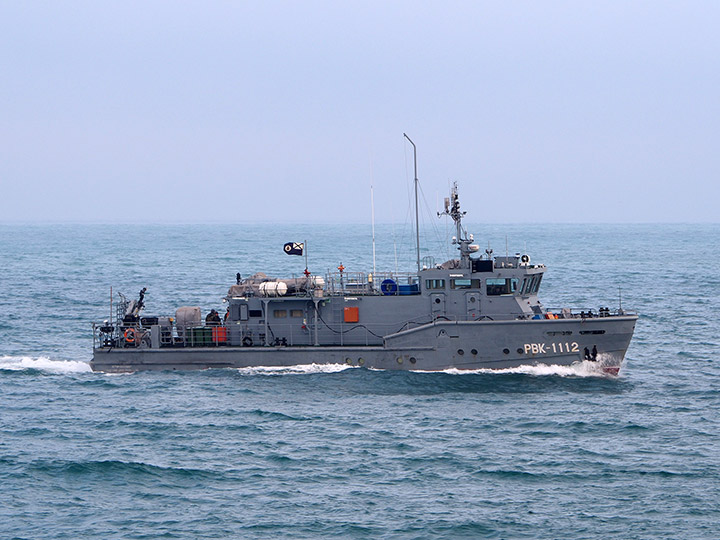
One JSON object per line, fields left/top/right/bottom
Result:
{"left": 324, "top": 271, "right": 419, "bottom": 296}
{"left": 93, "top": 303, "right": 637, "bottom": 351}
{"left": 542, "top": 307, "right": 638, "bottom": 319}
{"left": 93, "top": 318, "right": 424, "bottom": 350}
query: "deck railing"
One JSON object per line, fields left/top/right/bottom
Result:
{"left": 541, "top": 307, "right": 638, "bottom": 319}
{"left": 92, "top": 315, "right": 441, "bottom": 350}
{"left": 93, "top": 305, "right": 637, "bottom": 350}
{"left": 324, "top": 271, "right": 419, "bottom": 296}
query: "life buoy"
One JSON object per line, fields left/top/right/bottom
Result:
{"left": 124, "top": 328, "right": 136, "bottom": 343}
{"left": 242, "top": 336, "right": 253, "bottom": 347}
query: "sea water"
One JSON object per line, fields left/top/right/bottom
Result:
{"left": 1, "top": 223, "right": 719, "bottom": 539}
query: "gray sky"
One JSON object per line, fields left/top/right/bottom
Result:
{"left": 1, "top": 1, "right": 718, "bottom": 223}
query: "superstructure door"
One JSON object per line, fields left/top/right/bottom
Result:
{"left": 465, "top": 292, "right": 480, "bottom": 319}
{"left": 431, "top": 293, "right": 446, "bottom": 317}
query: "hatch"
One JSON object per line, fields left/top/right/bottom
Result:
{"left": 466, "top": 292, "right": 480, "bottom": 318}
{"left": 431, "top": 293, "right": 446, "bottom": 316}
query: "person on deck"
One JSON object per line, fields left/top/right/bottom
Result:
{"left": 205, "top": 309, "right": 221, "bottom": 326}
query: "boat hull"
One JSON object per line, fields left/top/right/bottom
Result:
{"left": 91, "top": 316, "right": 637, "bottom": 374}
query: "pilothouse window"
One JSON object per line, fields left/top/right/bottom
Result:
{"left": 531, "top": 274, "right": 542, "bottom": 293}
{"left": 521, "top": 275, "right": 542, "bottom": 295}
{"left": 450, "top": 278, "right": 481, "bottom": 289}
{"left": 486, "top": 278, "right": 519, "bottom": 296}
{"left": 425, "top": 279, "right": 446, "bottom": 290}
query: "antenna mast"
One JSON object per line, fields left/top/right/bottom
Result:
{"left": 438, "top": 182, "right": 470, "bottom": 267}
{"left": 370, "top": 184, "right": 376, "bottom": 276}
{"left": 403, "top": 133, "right": 420, "bottom": 273}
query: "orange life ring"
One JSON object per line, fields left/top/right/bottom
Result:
{"left": 124, "top": 328, "right": 136, "bottom": 343}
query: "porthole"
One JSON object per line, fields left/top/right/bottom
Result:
{"left": 517, "top": 348, "right": 523, "bottom": 354}
{"left": 503, "top": 348, "right": 510, "bottom": 355}
{"left": 457, "top": 349, "right": 464, "bottom": 355}
{"left": 471, "top": 349, "right": 478, "bottom": 356}
{"left": 470, "top": 297, "right": 476, "bottom": 303}
{"left": 397, "top": 357, "right": 403, "bottom": 364}
{"left": 345, "top": 357, "right": 352, "bottom": 364}
{"left": 409, "top": 357, "right": 417, "bottom": 364}
{"left": 358, "top": 357, "right": 364, "bottom": 366}
{"left": 435, "top": 298, "right": 441, "bottom": 304}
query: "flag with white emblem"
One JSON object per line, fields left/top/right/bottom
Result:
{"left": 283, "top": 242, "right": 304, "bottom": 256}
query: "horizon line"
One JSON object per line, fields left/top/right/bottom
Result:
{"left": 1, "top": 220, "right": 718, "bottom": 226}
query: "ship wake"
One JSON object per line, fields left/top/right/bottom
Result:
{"left": 434, "top": 360, "right": 618, "bottom": 378}
{"left": 234, "top": 363, "right": 357, "bottom": 376}
{"left": 0, "top": 355, "right": 92, "bottom": 374}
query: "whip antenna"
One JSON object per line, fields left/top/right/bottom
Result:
{"left": 403, "top": 133, "right": 420, "bottom": 273}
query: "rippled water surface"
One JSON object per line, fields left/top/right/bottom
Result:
{"left": 1, "top": 223, "right": 719, "bottom": 539}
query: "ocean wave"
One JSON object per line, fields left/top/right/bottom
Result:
{"left": 27, "top": 458, "right": 217, "bottom": 480}
{"left": 0, "top": 355, "right": 92, "bottom": 374}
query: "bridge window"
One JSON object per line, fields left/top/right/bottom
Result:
{"left": 521, "top": 275, "right": 543, "bottom": 295}
{"left": 450, "top": 278, "right": 481, "bottom": 289}
{"left": 486, "top": 278, "right": 519, "bottom": 296}
{"left": 425, "top": 279, "right": 446, "bottom": 290}
{"left": 521, "top": 277, "right": 530, "bottom": 295}
{"left": 273, "top": 310, "right": 287, "bottom": 318}
{"left": 290, "top": 309, "right": 304, "bottom": 318}
{"left": 249, "top": 310, "right": 263, "bottom": 318}
{"left": 530, "top": 274, "right": 542, "bottom": 293}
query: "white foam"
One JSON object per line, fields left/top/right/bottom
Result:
{"left": 235, "top": 361, "right": 615, "bottom": 378}
{"left": 424, "top": 360, "right": 614, "bottom": 378}
{"left": 0, "top": 355, "right": 92, "bottom": 374}
{"left": 234, "top": 363, "right": 357, "bottom": 376}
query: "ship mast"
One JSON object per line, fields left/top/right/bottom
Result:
{"left": 403, "top": 133, "right": 421, "bottom": 273}
{"left": 439, "top": 182, "right": 471, "bottom": 268}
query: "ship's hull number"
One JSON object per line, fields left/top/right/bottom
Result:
{"left": 523, "top": 342, "right": 579, "bottom": 355}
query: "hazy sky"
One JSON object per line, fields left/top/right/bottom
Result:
{"left": 1, "top": 1, "right": 718, "bottom": 223}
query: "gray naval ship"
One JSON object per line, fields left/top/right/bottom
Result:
{"left": 91, "top": 182, "right": 637, "bottom": 375}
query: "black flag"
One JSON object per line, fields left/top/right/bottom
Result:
{"left": 283, "top": 242, "right": 304, "bottom": 256}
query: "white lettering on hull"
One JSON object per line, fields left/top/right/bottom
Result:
{"left": 523, "top": 342, "right": 579, "bottom": 355}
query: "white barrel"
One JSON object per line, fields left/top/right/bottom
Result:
{"left": 259, "top": 281, "right": 288, "bottom": 297}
